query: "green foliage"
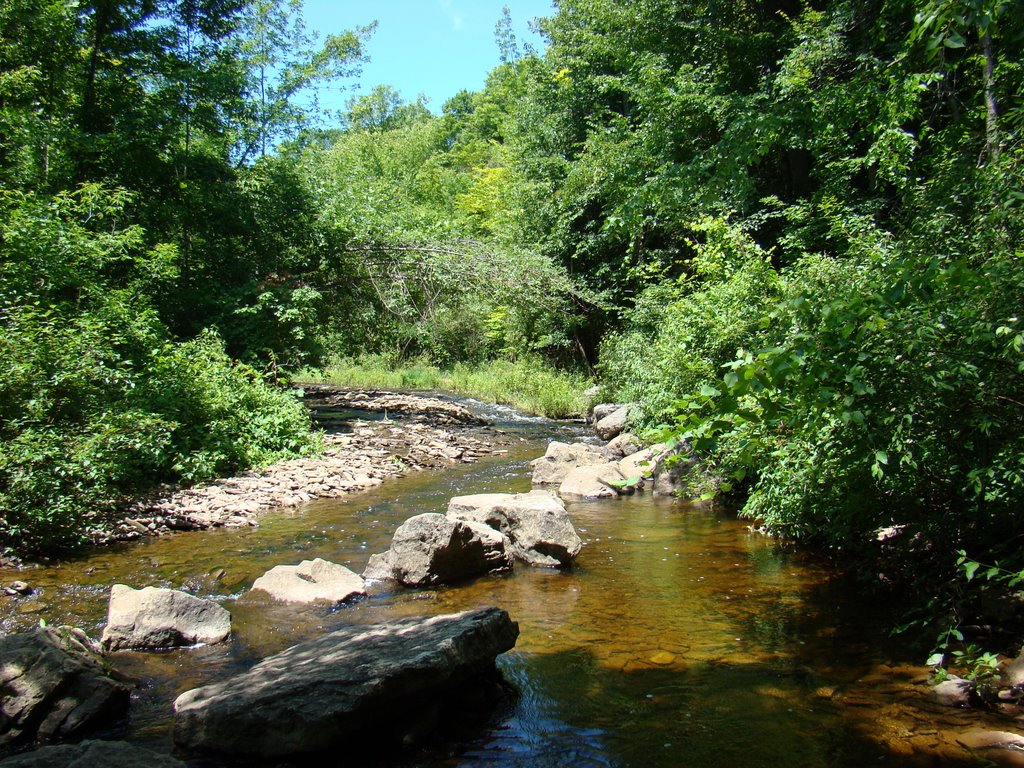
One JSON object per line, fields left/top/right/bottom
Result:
{"left": 553, "top": 0, "right": 1024, "bottom": 648}
{"left": 0, "top": 188, "right": 317, "bottom": 555}
{"left": 599, "top": 219, "right": 779, "bottom": 423}
{"left": 304, "top": 355, "right": 590, "bottom": 419}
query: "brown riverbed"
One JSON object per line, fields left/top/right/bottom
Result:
{"left": 1, "top": 397, "right": 1021, "bottom": 767}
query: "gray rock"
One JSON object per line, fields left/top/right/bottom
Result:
{"left": 594, "top": 406, "right": 629, "bottom": 440}
{"left": 653, "top": 443, "right": 694, "bottom": 497}
{"left": 447, "top": 491, "right": 582, "bottom": 567}
{"left": 1002, "top": 649, "right": 1024, "bottom": 687}
{"left": 591, "top": 403, "right": 622, "bottom": 423}
{"left": 559, "top": 462, "right": 631, "bottom": 499}
{"left": 531, "top": 441, "right": 613, "bottom": 486}
{"left": 0, "top": 740, "right": 185, "bottom": 767}
{"left": 100, "top": 585, "right": 230, "bottom": 651}
{"left": 606, "top": 433, "right": 641, "bottom": 458}
{"left": 956, "top": 730, "right": 1024, "bottom": 765}
{"left": 0, "top": 628, "right": 130, "bottom": 750}
{"left": 362, "top": 514, "right": 512, "bottom": 586}
{"left": 250, "top": 558, "right": 364, "bottom": 605}
{"left": 618, "top": 448, "right": 655, "bottom": 483}
{"left": 930, "top": 676, "right": 972, "bottom": 707}
{"left": 173, "top": 607, "right": 519, "bottom": 758}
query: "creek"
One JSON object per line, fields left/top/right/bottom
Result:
{"left": 0, "top": 399, "right": 1009, "bottom": 766}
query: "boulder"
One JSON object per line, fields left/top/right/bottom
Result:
{"left": 606, "top": 433, "right": 641, "bottom": 458}
{"left": 653, "top": 444, "right": 694, "bottom": 497}
{"left": 0, "top": 740, "right": 185, "bottom": 768}
{"left": 930, "top": 676, "right": 972, "bottom": 707}
{"left": 530, "top": 441, "right": 613, "bottom": 486}
{"left": 100, "top": 585, "right": 231, "bottom": 651}
{"left": 362, "top": 513, "right": 512, "bottom": 586}
{"left": 0, "top": 628, "right": 130, "bottom": 750}
{"left": 618, "top": 448, "right": 655, "bottom": 483}
{"left": 591, "top": 403, "right": 622, "bottom": 423}
{"left": 447, "top": 491, "right": 582, "bottom": 567}
{"left": 594, "top": 406, "right": 629, "bottom": 440}
{"left": 1002, "top": 649, "right": 1024, "bottom": 687}
{"left": 559, "top": 462, "right": 631, "bottom": 499}
{"left": 173, "top": 607, "right": 519, "bottom": 759}
{"left": 250, "top": 558, "right": 365, "bottom": 605}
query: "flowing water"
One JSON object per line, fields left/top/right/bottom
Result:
{"left": 0, "top": 401, "right": 1011, "bottom": 766}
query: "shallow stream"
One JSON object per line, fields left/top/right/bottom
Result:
{"left": 0, "top": 401, "right": 1012, "bottom": 766}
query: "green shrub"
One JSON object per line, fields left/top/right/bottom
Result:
{"left": 303, "top": 354, "right": 590, "bottom": 418}
{"left": 0, "top": 189, "right": 319, "bottom": 556}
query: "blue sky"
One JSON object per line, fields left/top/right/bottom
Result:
{"left": 302, "top": 0, "right": 554, "bottom": 115}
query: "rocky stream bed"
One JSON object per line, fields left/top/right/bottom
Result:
{"left": 101, "top": 387, "right": 517, "bottom": 546}
{"left": 3, "top": 392, "right": 1024, "bottom": 767}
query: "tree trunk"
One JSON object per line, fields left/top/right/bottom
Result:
{"left": 982, "top": 28, "right": 999, "bottom": 163}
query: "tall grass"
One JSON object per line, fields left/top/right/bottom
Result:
{"left": 297, "top": 355, "right": 591, "bottom": 419}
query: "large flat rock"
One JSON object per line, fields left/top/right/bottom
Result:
{"left": 447, "top": 491, "right": 582, "bottom": 567}
{"left": 173, "top": 607, "right": 519, "bottom": 759}
{"left": 530, "top": 441, "right": 613, "bottom": 486}
{"left": 0, "top": 628, "right": 130, "bottom": 751}
{"left": 559, "top": 462, "right": 631, "bottom": 499}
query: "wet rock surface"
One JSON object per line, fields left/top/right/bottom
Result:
{"left": 99, "top": 388, "right": 513, "bottom": 546}
{"left": 0, "top": 740, "right": 185, "bottom": 768}
{"left": 250, "top": 557, "right": 365, "bottom": 604}
{"left": 172, "top": 607, "right": 519, "bottom": 759}
{"left": 100, "top": 585, "right": 231, "bottom": 651}
{"left": 0, "top": 627, "right": 130, "bottom": 752}
{"left": 363, "top": 514, "right": 512, "bottom": 586}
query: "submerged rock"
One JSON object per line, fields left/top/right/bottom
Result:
{"left": 250, "top": 558, "right": 365, "bottom": 605}
{"left": 100, "top": 585, "right": 231, "bottom": 651}
{"left": 0, "top": 627, "right": 130, "bottom": 751}
{"left": 531, "top": 441, "right": 613, "bottom": 486}
{"left": 0, "top": 740, "right": 185, "bottom": 768}
{"left": 363, "top": 513, "right": 512, "bottom": 586}
{"left": 173, "top": 607, "right": 519, "bottom": 759}
{"left": 447, "top": 491, "right": 582, "bottom": 568}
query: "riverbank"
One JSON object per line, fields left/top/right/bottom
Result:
{"left": 84, "top": 388, "right": 519, "bottom": 551}
{"left": 299, "top": 356, "right": 592, "bottom": 419}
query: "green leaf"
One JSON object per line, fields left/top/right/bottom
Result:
{"left": 943, "top": 31, "right": 966, "bottom": 48}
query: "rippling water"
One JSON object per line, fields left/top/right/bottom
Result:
{"left": 0, "top": 406, "right": 1011, "bottom": 766}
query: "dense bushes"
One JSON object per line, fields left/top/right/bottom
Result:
{"left": 0, "top": 189, "right": 317, "bottom": 555}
